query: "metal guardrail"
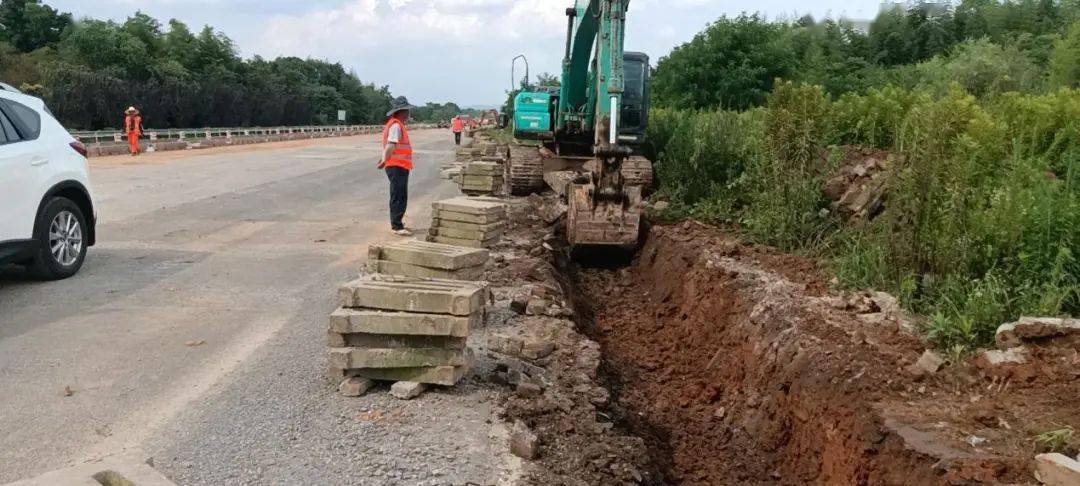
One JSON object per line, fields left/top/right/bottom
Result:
{"left": 70, "top": 125, "right": 387, "bottom": 146}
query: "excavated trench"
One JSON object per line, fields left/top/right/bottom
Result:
{"left": 551, "top": 221, "right": 1045, "bottom": 485}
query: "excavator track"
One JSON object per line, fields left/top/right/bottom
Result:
{"left": 506, "top": 144, "right": 546, "bottom": 196}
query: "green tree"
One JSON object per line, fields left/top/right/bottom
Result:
{"left": 0, "top": 0, "right": 71, "bottom": 52}
{"left": 535, "top": 72, "right": 560, "bottom": 87}
{"left": 1049, "top": 21, "right": 1080, "bottom": 88}
{"left": 653, "top": 14, "right": 797, "bottom": 110}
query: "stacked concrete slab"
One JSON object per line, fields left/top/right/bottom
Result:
{"left": 367, "top": 240, "right": 489, "bottom": 280}
{"left": 428, "top": 197, "right": 508, "bottom": 248}
{"left": 456, "top": 160, "right": 504, "bottom": 196}
{"left": 330, "top": 275, "right": 487, "bottom": 395}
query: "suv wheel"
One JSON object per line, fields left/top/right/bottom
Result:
{"left": 31, "top": 197, "right": 88, "bottom": 280}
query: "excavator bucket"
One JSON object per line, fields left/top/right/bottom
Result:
{"left": 566, "top": 183, "right": 644, "bottom": 249}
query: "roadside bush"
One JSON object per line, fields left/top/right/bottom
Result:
{"left": 651, "top": 81, "right": 1079, "bottom": 351}
{"left": 831, "top": 85, "right": 927, "bottom": 149}
{"left": 916, "top": 39, "right": 1042, "bottom": 98}
{"left": 743, "top": 81, "right": 835, "bottom": 249}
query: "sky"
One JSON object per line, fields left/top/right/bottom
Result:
{"left": 48, "top": 0, "right": 887, "bottom": 107}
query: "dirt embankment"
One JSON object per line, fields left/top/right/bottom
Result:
{"left": 571, "top": 221, "right": 1079, "bottom": 485}
{"left": 483, "top": 192, "right": 1077, "bottom": 485}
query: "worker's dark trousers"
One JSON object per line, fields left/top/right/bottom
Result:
{"left": 386, "top": 166, "right": 409, "bottom": 230}
{"left": 454, "top": 132, "right": 462, "bottom": 145}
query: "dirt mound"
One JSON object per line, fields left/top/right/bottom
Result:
{"left": 576, "top": 221, "right": 1079, "bottom": 484}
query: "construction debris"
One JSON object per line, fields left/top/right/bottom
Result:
{"left": 996, "top": 316, "right": 1080, "bottom": 349}
{"left": 1034, "top": 453, "right": 1080, "bottom": 486}
{"left": 329, "top": 274, "right": 486, "bottom": 396}
{"left": 428, "top": 197, "right": 508, "bottom": 248}
{"left": 367, "top": 240, "right": 489, "bottom": 280}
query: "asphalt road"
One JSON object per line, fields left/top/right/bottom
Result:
{"left": 0, "top": 130, "right": 518, "bottom": 484}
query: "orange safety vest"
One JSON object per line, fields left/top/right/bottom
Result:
{"left": 125, "top": 115, "right": 142, "bottom": 134}
{"left": 451, "top": 117, "right": 463, "bottom": 132}
{"left": 382, "top": 118, "right": 413, "bottom": 171}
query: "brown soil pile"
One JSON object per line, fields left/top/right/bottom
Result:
{"left": 577, "top": 220, "right": 1079, "bottom": 485}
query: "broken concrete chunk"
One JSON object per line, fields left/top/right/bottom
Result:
{"left": 871, "top": 291, "right": 901, "bottom": 315}
{"left": 389, "top": 381, "right": 426, "bottom": 400}
{"left": 510, "top": 421, "right": 539, "bottom": 460}
{"left": 977, "top": 347, "right": 1029, "bottom": 366}
{"left": 996, "top": 317, "right": 1080, "bottom": 349}
{"left": 488, "top": 333, "right": 524, "bottom": 357}
{"left": 1034, "top": 453, "right": 1080, "bottom": 486}
{"left": 338, "top": 377, "right": 374, "bottom": 397}
{"left": 907, "top": 349, "right": 946, "bottom": 378}
{"left": 525, "top": 298, "right": 549, "bottom": 316}
{"left": 515, "top": 382, "right": 543, "bottom": 398}
{"left": 521, "top": 339, "right": 555, "bottom": 360}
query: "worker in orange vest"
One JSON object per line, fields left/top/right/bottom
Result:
{"left": 379, "top": 96, "right": 417, "bottom": 236}
{"left": 123, "top": 107, "right": 143, "bottom": 156}
{"left": 451, "top": 115, "right": 463, "bottom": 145}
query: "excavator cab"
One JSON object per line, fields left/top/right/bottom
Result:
{"left": 618, "top": 52, "right": 650, "bottom": 149}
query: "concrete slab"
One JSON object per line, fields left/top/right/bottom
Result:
{"left": 463, "top": 162, "right": 501, "bottom": 174}
{"left": 370, "top": 241, "right": 489, "bottom": 270}
{"left": 329, "top": 308, "right": 474, "bottom": 337}
{"left": 431, "top": 219, "right": 505, "bottom": 232}
{"left": 429, "top": 235, "right": 498, "bottom": 249}
{"left": 429, "top": 226, "right": 504, "bottom": 241}
{"left": 431, "top": 211, "right": 505, "bottom": 225}
{"left": 4, "top": 450, "right": 175, "bottom": 486}
{"left": 329, "top": 347, "right": 468, "bottom": 369}
{"left": 432, "top": 197, "right": 507, "bottom": 216}
{"left": 366, "top": 259, "right": 484, "bottom": 281}
{"left": 327, "top": 331, "right": 467, "bottom": 350}
{"left": 338, "top": 275, "right": 487, "bottom": 316}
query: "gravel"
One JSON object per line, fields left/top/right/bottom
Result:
{"left": 146, "top": 280, "right": 517, "bottom": 485}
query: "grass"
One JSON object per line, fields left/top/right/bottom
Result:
{"left": 1034, "top": 426, "right": 1077, "bottom": 455}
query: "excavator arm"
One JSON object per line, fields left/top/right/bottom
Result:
{"left": 557, "top": 0, "right": 628, "bottom": 150}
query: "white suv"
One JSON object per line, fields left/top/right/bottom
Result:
{"left": 0, "top": 85, "right": 96, "bottom": 279}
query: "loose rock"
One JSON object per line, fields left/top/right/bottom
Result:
{"left": 907, "top": 349, "right": 946, "bottom": 378}
{"left": 521, "top": 339, "right": 555, "bottom": 360}
{"left": 389, "top": 381, "right": 426, "bottom": 400}
{"left": 510, "top": 422, "right": 539, "bottom": 460}
{"left": 1034, "top": 453, "right": 1080, "bottom": 486}
{"left": 338, "top": 377, "right": 374, "bottom": 397}
{"left": 996, "top": 317, "right": 1080, "bottom": 349}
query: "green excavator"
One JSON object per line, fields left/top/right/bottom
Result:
{"left": 509, "top": 0, "right": 652, "bottom": 250}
